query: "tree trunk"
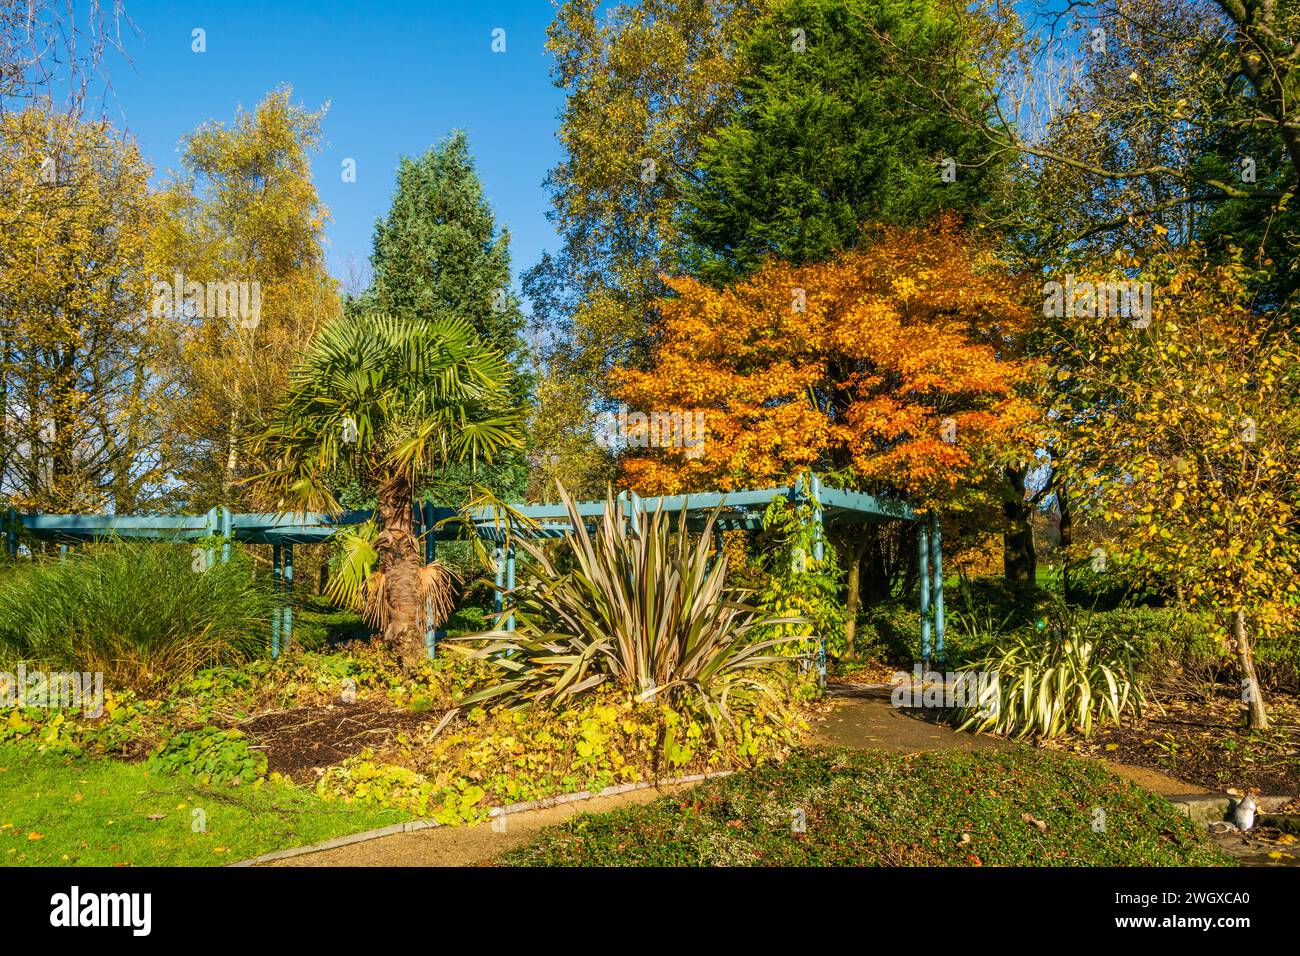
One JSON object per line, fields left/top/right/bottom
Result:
{"left": 375, "top": 474, "right": 427, "bottom": 670}
{"left": 1003, "top": 465, "right": 1036, "bottom": 586}
{"left": 1232, "top": 609, "right": 1269, "bottom": 730}
{"left": 223, "top": 408, "right": 240, "bottom": 496}
{"left": 842, "top": 537, "right": 869, "bottom": 661}
{"left": 1057, "top": 483, "right": 1072, "bottom": 595}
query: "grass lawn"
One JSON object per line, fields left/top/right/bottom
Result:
{"left": 499, "top": 747, "right": 1233, "bottom": 867}
{"left": 0, "top": 744, "right": 409, "bottom": 866}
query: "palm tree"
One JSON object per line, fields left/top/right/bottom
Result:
{"left": 252, "top": 312, "right": 523, "bottom": 668}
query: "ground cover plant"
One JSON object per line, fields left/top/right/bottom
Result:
{"left": 316, "top": 688, "right": 804, "bottom": 825}
{"left": 498, "top": 747, "right": 1232, "bottom": 867}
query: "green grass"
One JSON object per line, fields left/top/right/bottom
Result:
{"left": 0, "top": 744, "right": 409, "bottom": 866}
{"left": 499, "top": 747, "right": 1232, "bottom": 867}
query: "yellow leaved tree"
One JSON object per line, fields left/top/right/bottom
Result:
{"left": 1051, "top": 243, "right": 1300, "bottom": 729}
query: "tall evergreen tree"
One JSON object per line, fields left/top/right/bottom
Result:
{"left": 363, "top": 132, "right": 530, "bottom": 508}
{"left": 681, "top": 0, "right": 1010, "bottom": 284}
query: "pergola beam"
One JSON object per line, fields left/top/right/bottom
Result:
{"left": 5, "top": 474, "right": 937, "bottom": 664}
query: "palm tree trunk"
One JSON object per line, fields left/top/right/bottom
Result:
{"left": 375, "top": 474, "right": 426, "bottom": 670}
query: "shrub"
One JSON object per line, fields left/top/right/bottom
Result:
{"left": 854, "top": 600, "right": 921, "bottom": 664}
{"left": 752, "top": 497, "right": 846, "bottom": 660}
{"left": 449, "top": 488, "right": 808, "bottom": 735}
{"left": 956, "top": 603, "right": 1144, "bottom": 739}
{"left": 1255, "top": 629, "right": 1300, "bottom": 693}
{"left": 1088, "top": 607, "right": 1227, "bottom": 686}
{"left": 291, "top": 593, "right": 369, "bottom": 652}
{"left": 147, "top": 726, "right": 267, "bottom": 785}
{"left": 0, "top": 541, "right": 276, "bottom": 689}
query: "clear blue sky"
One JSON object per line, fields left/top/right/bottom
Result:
{"left": 105, "top": 0, "right": 566, "bottom": 293}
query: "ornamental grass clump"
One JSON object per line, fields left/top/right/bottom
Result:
{"left": 955, "top": 603, "right": 1144, "bottom": 739}
{"left": 0, "top": 540, "right": 274, "bottom": 690}
{"left": 451, "top": 485, "right": 808, "bottom": 736}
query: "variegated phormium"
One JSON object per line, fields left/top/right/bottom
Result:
{"left": 451, "top": 485, "right": 809, "bottom": 736}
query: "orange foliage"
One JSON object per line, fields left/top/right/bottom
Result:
{"left": 613, "top": 218, "right": 1039, "bottom": 509}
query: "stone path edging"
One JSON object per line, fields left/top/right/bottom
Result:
{"left": 229, "top": 770, "right": 733, "bottom": 867}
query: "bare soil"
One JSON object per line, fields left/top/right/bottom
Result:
{"left": 1046, "top": 685, "right": 1300, "bottom": 798}
{"left": 235, "top": 700, "right": 448, "bottom": 782}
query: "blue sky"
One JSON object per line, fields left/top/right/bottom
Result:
{"left": 105, "top": 0, "right": 566, "bottom": 293}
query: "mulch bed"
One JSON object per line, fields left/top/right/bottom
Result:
{"left": 236, "top": 701, "right": 448, "bottom": 783}
{"left": 1052, "top": 685, "right": 1300, "bottom": 797}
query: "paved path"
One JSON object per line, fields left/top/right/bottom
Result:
{"left": 809, "top": 683, "right": 1015, "bottom": 752}
{"left": 811, "top": 684, "right": 1207, "bottom": 793}
{"left": 262, "top": 782, "right": 695, "bottom": 867}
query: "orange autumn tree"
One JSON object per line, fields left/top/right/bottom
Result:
{"left": 613, "top": 218, "right": 1039, "bottom": 648}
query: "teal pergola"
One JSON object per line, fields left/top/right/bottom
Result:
{"left": 2, "top": 474, "right": 947, "bottom": 668}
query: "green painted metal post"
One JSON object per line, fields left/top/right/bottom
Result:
{"left": 790, "top": 474, "right": 805, "bottom": 572}
{"left": 271, "top": 543, "right": 283, "bottom": 658}
{"left": 811, "top": 472, "right": 824, "bottom": 563}
{"left": 628, "top": 490, "right": 642, "bottom": 537}
{"left": 283, "top": 544, "right": 294, "bottom": 649}
{"left": 269, "top": 546, "right": 279, "bottom": 658}
{"left": 931, "top": 510, "right": 944, "bottom": 667}
{"left": 423, "top": 502, "right": 438, "bottom": 658}
{"left": 791, "top": 473, "right": 826, "bottom": 688}
{"left": 493, "top": 545, "right": 505, "bottom": 620}
{"left": 204, "top": 507, "right": 217, "bottom": 571}
{"left": 505, "top": 545, "right": 517, "bottom": 632}
{"left": 919, "top": 520, "right": 931, "bottom": 667}
{"left": 219, "top": 507, "right": 232, "bottom": 563}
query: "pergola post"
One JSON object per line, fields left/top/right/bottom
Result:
{"left": 204, "top": 507, "right": 218, "bottom": 571}
{"left": 423, "top": 501, "right": 438, "bottom": 658}
{"left": 271, "top": 543, "right": 283, "bottom": 658}
{"left": 930, "top": 510, "right": 945, "bottom": 667}
{"left": 505, "top": 544, "right": 517, "bottom": 632}
{"left": 219, "top": 506, "right": 232, "bottom": 563}
{"left": 628, "top": 490, "right": 643, "bottom": 537}
{"left": 919, "top": 519, "right": 931, "bottom": 668}
{"left": 493, "top": 544, "right": 505, "bottom": 622}
{"left": 283, "top": 544, "right": 294, "bottom": 649}
{"left": 810, "top": 472, "right": 824, "bottom": 563}
{"left": 791, "top": 472, "right": 826, "bottom": 688}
